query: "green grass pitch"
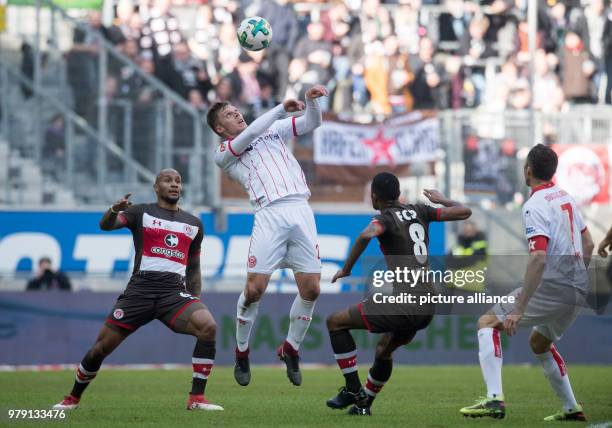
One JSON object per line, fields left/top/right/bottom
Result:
{"left": 1, "top": 366, "right": 611, "bottom": 427}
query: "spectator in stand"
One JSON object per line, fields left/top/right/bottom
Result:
{"left": 438, "top": 0, "right": 472, "bottom": 44}
{"left": 605, "top": 2, "right": 612, "bottom": 103}
{"left": 236, "top": 53, "right": 262, "bottom": 109}
{"left": 560, "top": 30, "right": 596, "bottom": 103}
{"left": 140, "top": 0, "right": 183, "bottom": 64}
{"left": 460, "top": 14, "right": 495, "bottom": 105}
{"left": 532, "top": 49, "right": 564, "bottom": 112}
{"left": 258, "top": 0, "right": 300, "bottom": 99}
{"left": 508, "top": 77, "right": 531, "bottom": 109}
{"left": 364, "top": 40, "right": 390, "bottom": 114}
{"left": 157, "top": 42, "right": 211, "bottom": 100}
{"left": 42, "top": 114, "right": 66, "bottom": 180}
{"left": 293, "top": 20, "right": 333, "bottom": 89}
{"left": 584, "top": 0, "right": 607, "bottom": 100}
{"left": 27, "top": 257, "right": 72, "bottom": 291}
{"left": 385, "top": 35, "right": 414, "bottom": 113}
{"left": 409, "top": 37, "right": 445, "bottom": 109}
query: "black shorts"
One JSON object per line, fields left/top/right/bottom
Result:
{"left": 349, "top": 296, "right": 433, "bottom": 339}
{"left": 105, "top": 288, "right": 207, "bottom": 333}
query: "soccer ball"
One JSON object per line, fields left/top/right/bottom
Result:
{"left": 237, "top": 16, "right": 273, "bottom": 51}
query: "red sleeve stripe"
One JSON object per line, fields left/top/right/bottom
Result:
{"left": 227, "top": 139, "right": 240, "bottom": 157}
{"left": 436, "top": 208, "right": 441, "bottom": 221}
{"left": 292, "top": 116, "right": 298, "bottom": 137}
{"left": 190, "top": 250, "right": 201, "bottom": 259}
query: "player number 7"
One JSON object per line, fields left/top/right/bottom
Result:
{"left": 560, "top": 203, "right": 575, "bottom": 250}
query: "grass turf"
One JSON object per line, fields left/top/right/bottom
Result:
{"left": 0, "top": 366, "right": 611, "bottom": 427}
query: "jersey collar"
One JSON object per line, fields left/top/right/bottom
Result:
{"left": 530, "top": 181, "right": 554, "bottom": 196}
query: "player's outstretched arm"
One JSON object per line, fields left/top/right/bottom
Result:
{"left": 99, "top": 193, "right": 132, "bottom": 231}
{"left": 423, "top": 189, "right": 471, "bottom": 221}
{"left": 293, "top": 85, "right": 328, "bottom": 136}
{"left": 228, "top": 100, "right": 305, "bottom": 156}
{"left": 332, "top": 222, "right": 383, "bottom": 283}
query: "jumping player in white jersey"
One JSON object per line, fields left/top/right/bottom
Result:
{"left": 460, "top": 144, "right": 595, "bottom": 421}
{"left": 207, "top": 85, "right": 328, "bottom": 386}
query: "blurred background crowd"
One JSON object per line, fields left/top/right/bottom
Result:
{"left": 59, "top": 0, "right": 612, "bottom": 122}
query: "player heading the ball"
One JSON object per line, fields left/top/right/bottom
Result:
{"left": 207, "top": 85, "right": 328, "bottom": 387}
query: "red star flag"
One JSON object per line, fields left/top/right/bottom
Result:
{"left": 312, "top": 112, "right": 440, "bottom": 184}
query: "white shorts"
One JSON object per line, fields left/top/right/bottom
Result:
{"left": 247, "top": 198, "right": 321, "bottom": 275}
{"left": 491, "top": 285, "right": 585, "bottom": 342}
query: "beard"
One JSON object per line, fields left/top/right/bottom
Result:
{"left": 161, "top": 194, "right": 180, "bottom": 204}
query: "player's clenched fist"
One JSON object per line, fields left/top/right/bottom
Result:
{"left": 283, "top": 99, "right": 306, "bottom": 113}
{"left": 305, "top": 85, "right": 329, "bottom": 99}
{"left": 111, "top": 193, "right": 132, "bottom": 213}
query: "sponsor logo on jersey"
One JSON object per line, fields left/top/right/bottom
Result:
{"left": 113, "top": 308, "right": 124, "bottom": 319}
{"left": 152, "top": 219, "right": 162, "bottom": 227}
{"left": 248, "top": 255, "right": 257, "bottom": 268}
{"left": 165, "top": 233, "right": 179, "bottom": 248}
{"left": 526, "top": 226, "right": 535, "bottom": 235}
{"left": 151, "top": 246, "right": 185, "bottom": 259}
{"left": 184, "top": 225, "right": 193, "bottom": 235}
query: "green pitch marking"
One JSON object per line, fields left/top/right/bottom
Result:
{"left": 0, "top": 366, "right": 611, "bottom": 427}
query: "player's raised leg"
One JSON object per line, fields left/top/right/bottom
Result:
{"left": 53, "top": 325, "right": 129, "bottom": 409}
{"left": 234, "top": 272, "right": 270, "bottom": 386}
{"left": 277, "top": 272, "right": 320, "bottom": 386}
{"left": 460, "top": 312, "right": 506, "bottom": 419}
{"left": 174, "top": 306, "right": 223, "bottom": 411}
{"left": 325, "top": 306, "right": 368, "bottom": 410}
{"left": 530, "top": 330, "right": 585, "bottom": 421}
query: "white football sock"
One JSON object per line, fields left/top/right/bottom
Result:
{"left": 236, "top": 291, "right": 259, "bottom": 352}
{"left": 286, "top": 295, "right": 316, "bottom": 351}
{"left": 535, "top": 345, "right": 578, "bottom": 411}
{"left": 478, "top": 327, "right": 504, "bottom": 399}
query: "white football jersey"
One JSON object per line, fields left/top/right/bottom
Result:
{"left": 215, "top": 117, "right": 311, "bottom": 211}
{"left": 522, "top": 182, "right": 588, "bottom": 289}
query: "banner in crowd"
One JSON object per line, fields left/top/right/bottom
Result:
{"left": 463, "top": 136, "right": 519, "bottom": 204}
{"left": 313, "top": 113, "right": 440, "bottom": 183}
{"left": 7, "top": 0, "right": 102, "bottom": 9}
{"left": 552, "top": 144, "right": 610, "bottom": 206}
{"left": 1, "top": 292, "right": 610, "bottom": 365}
{"left": 0, "top": 210, "right": 446, "bottom": 291}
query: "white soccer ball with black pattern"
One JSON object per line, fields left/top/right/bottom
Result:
{"left": 237, "top": 16, "right": 273, "bottom": 51}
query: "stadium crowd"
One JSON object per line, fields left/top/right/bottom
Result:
{"left": 66, "top": 0, "right": 612, "bottom": 120}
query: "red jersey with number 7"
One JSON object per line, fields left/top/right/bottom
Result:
{"left": 522, "top": 182, "right": 588, "bottom": 290}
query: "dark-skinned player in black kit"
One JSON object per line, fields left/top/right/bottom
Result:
{"left": 326, "top": 172, "right": 472, "bottom": 415}
{"left": 53, "top": 169, "right": 223, "bottom": 411}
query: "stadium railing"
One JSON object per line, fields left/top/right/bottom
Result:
{"left": 0, "top": 0, "right": 220, "bottom": 208}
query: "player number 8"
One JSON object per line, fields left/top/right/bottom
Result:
{"left": 409, "top": 223, "right": 427, "bottom": 264}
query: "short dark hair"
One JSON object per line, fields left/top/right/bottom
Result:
{"left": 527, "top": 144, "right": 558, "bottom": 181}
{"left": 207, "top": 102, "right": 229, "bottom": 136}
{"left": 39, "top": 257, "right": 52, "bottom": 266}
{"left": 372, "top": 172, "right": 401, "bottom": 202}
